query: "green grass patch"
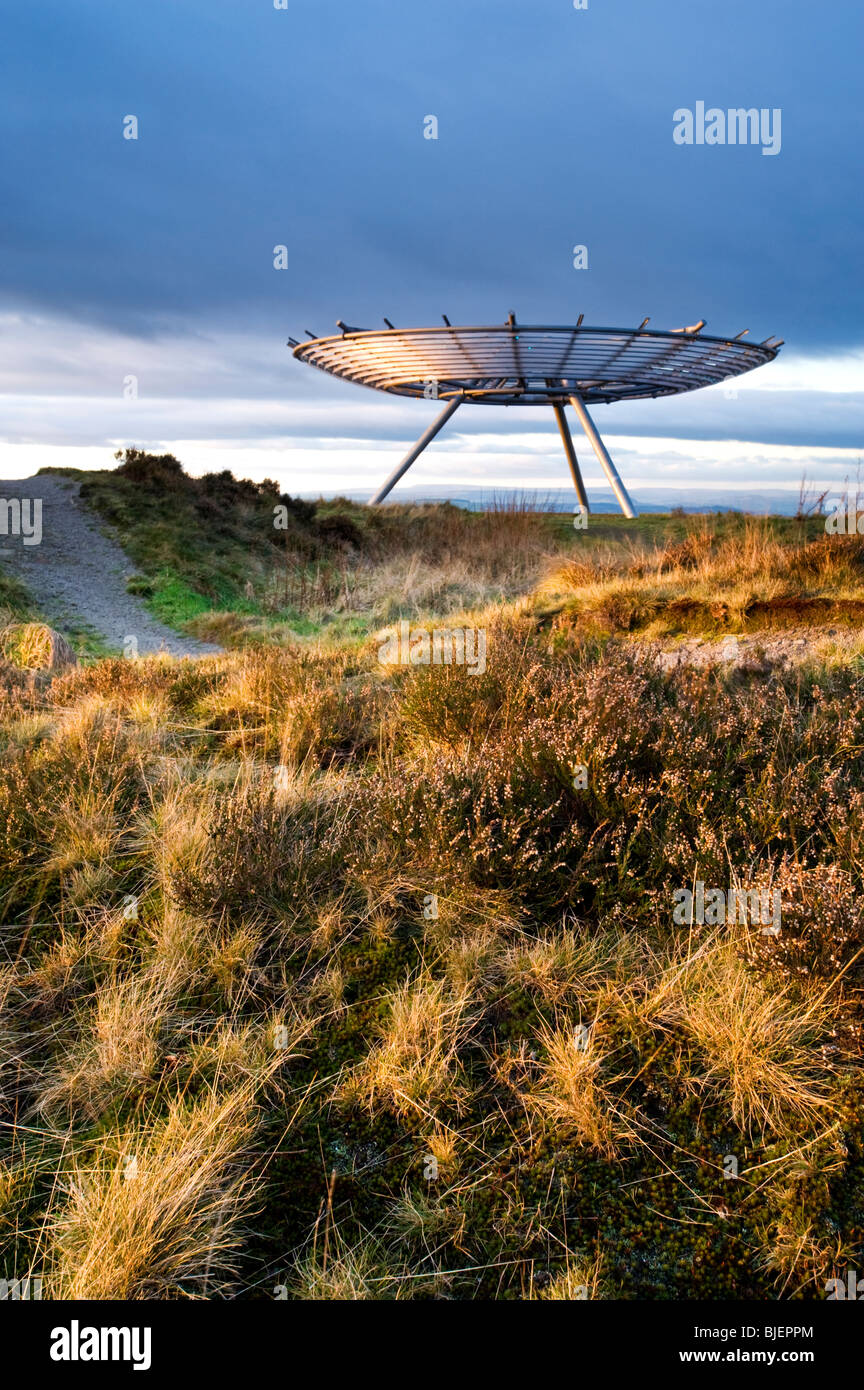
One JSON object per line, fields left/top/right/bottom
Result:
{"left": 40, "top": 451, "right": 329, "bottom": 624}
{"left": 0, "top": 563, "right": 34, "bottom": 621}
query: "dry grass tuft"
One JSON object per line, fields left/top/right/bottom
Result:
{"left": 46, "top": 1085, "right": 260, "bottom": 1299}
{"left": 536, "top": 1251, "right": 608, "bottom": 1299}
{"left": 653, "top": 933, "right": 837, "bottom": 1138}
{"left": 343, "top": 975, "right": 476, "bottom": 1119}
{"left": 529, "top": 1019, "right": 631, "bottom": 1157}
{"left": 503, "top": 923, "right": 639, "bottom": 1007}
{"left": 1, "top": 622, "right": 77, "bottom": 671}
{"left": 37, "top": 970, "right": 178, "bottom": 1123}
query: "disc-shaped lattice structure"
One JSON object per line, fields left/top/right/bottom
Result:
{"left": 290, "top": 318, "right": 782, "bottom": 515}
{"left": 292, "top": 322, "right": 780, "bottom": 406}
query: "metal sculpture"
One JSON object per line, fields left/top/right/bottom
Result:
{"left": 291, "top": 315, "right": 782, "bottom": 516}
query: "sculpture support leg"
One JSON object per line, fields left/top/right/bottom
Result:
{"left": 368, "top": 397, "right": 462, "bottom": 505}
{"left": 568, "top": 392, "right": 638, "bottom": 518}
{"left": 552, "top": 403, "right": 590, "bottom": 513}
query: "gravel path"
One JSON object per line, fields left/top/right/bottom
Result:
{"left": 0, "top": 476, "right": 220, "bottom": 657}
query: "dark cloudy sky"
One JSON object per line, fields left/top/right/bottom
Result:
{"left": 2, "top": 0, "right": 862, "bottom": 498}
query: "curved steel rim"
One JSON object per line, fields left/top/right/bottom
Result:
{"left": 292, "top": 323, "right": 781, "bottom": 405}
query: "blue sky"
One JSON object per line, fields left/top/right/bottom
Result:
{"left": 1, "top": 0, "right": 862, "bottom": 499}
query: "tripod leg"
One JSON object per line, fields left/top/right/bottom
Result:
{"left": 368, "top": 398, "right": 462, "bottom": 505}
{"left": 568, "top": 392, "right": 638, "bottom": 518}
{"left": 552, "top": 402, "right": 590, "bottom": 513}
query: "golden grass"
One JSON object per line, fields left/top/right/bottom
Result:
{"left": 539, "top": 516, "right": 864, "bottom": 635}
{"left": 1, "top": 538, "right": 863, "bottom": 1300}
{"left": 291, "top": 1223, "right": 391, "bottom": 1300}
{"left": 37, "top": 970, "right": 177, "bottom": 1123}
{"left": 536, "top": 1251, "right": 608, "bottom": 1300}
{"left": 342, "top": 974, "right": 476, "bottom": 1120}
{"left": 503, "top": 923, "right": 640, "bottom": 1007}
{"left": 529, "top": 1018, "right": 632, "bottom": 1157}
{"left": 46, "top": 1085, "right": 259, "bottom": 1299}
{"left": 1, "top": 622, "right": 77, "bottom": 671}
{"left": 647, "top": 932, "right": 837, "bottom": 1138}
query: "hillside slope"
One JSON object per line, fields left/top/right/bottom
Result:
{"left": 0, "top": 474, "right": 220, "bottom": 656}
